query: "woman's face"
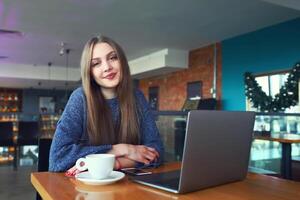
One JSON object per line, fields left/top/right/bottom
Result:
{"left": 91, "top": 42, "right": 121, "bottom": 97}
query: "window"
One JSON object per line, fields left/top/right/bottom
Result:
{"left": 149, "top": 87, "right": 159, "bottom": 110}
{"left": 247, "top": 72, "right": 300, "bottom": 174}
{"left": 187, "top": 81, "right": 202, "bottom": 100}
{"left": 133, "top": 79, "right": 139, "bottom": 89}
{"left": 246, "top": 72, "right": 299, "bottom": 113}
{"left": 39, "top": 96, "right": 55, "bottom": 113}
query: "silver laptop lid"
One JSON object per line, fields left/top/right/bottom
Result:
{"left": 178, "top": 110, "right": 255, "bottom": 193}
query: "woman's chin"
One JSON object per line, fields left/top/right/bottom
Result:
{"left": 101, "top": 82, "right": 119, "bottom": 89}
{"left": 97, "top": 79, "right": 120, "bottom": 88}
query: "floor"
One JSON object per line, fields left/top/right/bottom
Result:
{"left": 0, "top": 164, "right": 36, "bottom": 200}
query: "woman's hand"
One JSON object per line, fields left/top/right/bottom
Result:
{"left": 65, "top": 165, "right": 81, "bottom": 177}
{"left": 110, "top": 144, "right": 159, "bottom": 164}
{"left": 127, "top": 145, "right": 159, "bottom": 164}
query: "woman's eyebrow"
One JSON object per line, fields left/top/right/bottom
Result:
{"left": 107, "top": 51, "right": 116, "bottom": 57}
{"left": 91, "top": 51, "right": 116, "bottom": 61}
{"left": 91, "top": 57, "right": 100, "bottom": 61}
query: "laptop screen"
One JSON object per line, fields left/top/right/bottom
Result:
{"left": 131, "top": 110, "right": 255, "bottom": 194}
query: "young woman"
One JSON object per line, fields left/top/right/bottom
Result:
{"left": 49, "top": 36, "right": 164, "bottom": 173}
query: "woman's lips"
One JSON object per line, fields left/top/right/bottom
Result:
{"left": 104, "top": 72, "right": 117, "bottom": 80}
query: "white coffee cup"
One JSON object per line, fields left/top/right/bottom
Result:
{"left": 75, "top": 154, "right": 115, "bottom": 179}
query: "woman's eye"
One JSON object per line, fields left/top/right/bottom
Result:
{"left": 91, "top": 61, "right": 100, "bottom": 67}
{"left": 109, "top": 55, "right": 118, "bottom": 61}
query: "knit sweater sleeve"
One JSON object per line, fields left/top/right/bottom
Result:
{"left": 48, "top": 88, "right": 112, "bottom": 172}
{"left": 135, "top": 90, "right": 164, "bottom": 168}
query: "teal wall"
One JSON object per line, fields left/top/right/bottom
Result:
{"left": 222, "top": 17, "right": 300, "bottom": 110}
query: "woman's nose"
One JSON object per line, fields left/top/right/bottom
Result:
{"left": 103, "top": 61, "right": 112, "bottom": 72}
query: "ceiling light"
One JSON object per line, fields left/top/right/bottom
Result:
{"left": 59, "top": 42, "right": 65, "bottom": 56}
{"left": 0, "top": 29, "right": 23, "bottom": 38}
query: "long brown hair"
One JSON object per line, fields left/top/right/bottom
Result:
{"left": 81, "top": 35, "right": 140, "bottom": 145}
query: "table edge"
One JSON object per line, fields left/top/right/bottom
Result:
{"left": 31, "top": 173, "right": 53, "bottom": 200}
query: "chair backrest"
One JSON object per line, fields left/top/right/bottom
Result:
{"left": 37, "top": 138, "right": 52, "bottom": 172}
{"left": 174, "top": 119, "right": 187, "bottom": 160}
{"left": 0, "top": 122, "right": 14, "bottom": 146}
{"left": 18, "top": 121, "right": 40, "bottom": 145}
{"left": 197, "top": 98, "right": 217, "bottom": 110}
{"left": 36, "top": 138, "right": 52, "bottom": 200}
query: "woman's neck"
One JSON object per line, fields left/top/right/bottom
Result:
{"left": 101, "top": 87, "right": 116, "bottom": 99}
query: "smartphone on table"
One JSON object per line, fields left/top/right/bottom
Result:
{"left": 120, "top": 168, "right": 152, "bottom": 176}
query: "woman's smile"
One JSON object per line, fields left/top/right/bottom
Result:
{"left": 104, "top": 72, "right": 117, "bottom": 80}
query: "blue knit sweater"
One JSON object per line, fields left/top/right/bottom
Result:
{"left": 49, "top": 87, "right": 164, "bottom": 172}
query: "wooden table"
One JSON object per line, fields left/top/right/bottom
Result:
{"left": 31, "top": 162, "right": 300, "bottom": 200}
{"left": 254, "top": 133, "right": 300, "bottom": 179}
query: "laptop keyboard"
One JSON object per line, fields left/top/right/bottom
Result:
{"left": 152, "top": 177, "right": 180, "bottom": 189}
{"left": 132, "top": 170, "right": 180, "bottom": 190}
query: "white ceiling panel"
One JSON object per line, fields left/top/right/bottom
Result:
{"left": 0, "top": 0, "right": 299, "bottom": 88}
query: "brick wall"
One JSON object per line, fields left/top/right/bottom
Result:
{"left": 139, "top": 43, "right": 222, "bottom": 110}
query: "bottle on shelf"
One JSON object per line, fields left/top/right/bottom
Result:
{"left": 0, "top": 90, "right": 22, "bottom": 113}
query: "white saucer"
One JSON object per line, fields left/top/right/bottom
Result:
{"left": 75, "top": 171, "right": 125, "bottom": 185}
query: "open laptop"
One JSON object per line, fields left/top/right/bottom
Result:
{"left": 131, "top": 110, "right": 255, "bottom": 194}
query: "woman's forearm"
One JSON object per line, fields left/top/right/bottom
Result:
{"left": 115, "top": 157, "right": 136, "bottom": 169}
